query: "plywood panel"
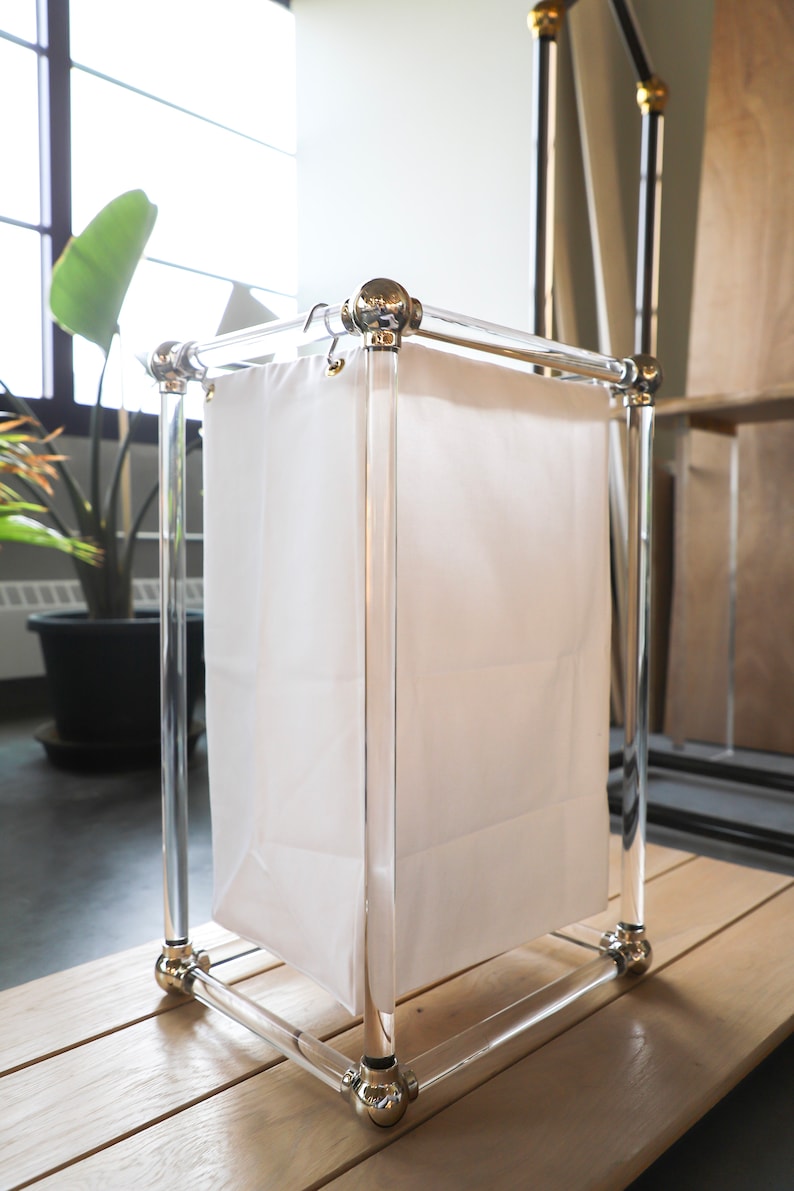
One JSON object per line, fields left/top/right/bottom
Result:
{"left": 667, "top": 0, "right": 794, "bottom": 749}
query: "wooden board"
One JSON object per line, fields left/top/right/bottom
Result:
{"left": 665, "top": 0, "right": 794, "bottom": 751}
{"left": 1, "top": 843, "right": 791, "bottom": 1190}
{"left": 632, "top": 384, "right": 794, "bottom": 429}
{"left": 328, "top": 886, "right": 794, "bottom": 1191}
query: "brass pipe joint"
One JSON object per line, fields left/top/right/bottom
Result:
{"left": 528, "top": 1, "right": 566, "bottom": 39}
{"left": 636, "top": 74, "right": 669, "bottom": 114}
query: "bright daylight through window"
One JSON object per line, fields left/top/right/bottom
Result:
{"left": 1, "top": 0, "right": 296, "bottom": 425}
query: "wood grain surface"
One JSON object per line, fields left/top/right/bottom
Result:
{"left": 666, "top": 0, "right": 794, "bottom": 751}
{"left": 2, "top": 843, "right": 790, "bottom": 1190}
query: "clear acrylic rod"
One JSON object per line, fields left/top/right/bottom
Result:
{"left": 159, "top": 381, "right": 189, "bottom": 945}
{"left": 189, "top": 303, "right": 348, "bottom": 372}
{"left": 186, "top": 966, "right": 351, "bottom": 1091}
{"left": 158, "top": 292, "right": 632, "bottom": 389}
{"left": 411, "top": 954, "right": 620, "bottom": 1091}
{"left": 416, "top": 306, "right": 628, "bottom": 385}
{"left": 362, "top": 346, "right": 399, "bottom": 1064}
{"left": 621, "top": 402, "right": 654, "bottom": 930}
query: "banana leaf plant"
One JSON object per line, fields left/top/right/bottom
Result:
{"left": 0, "top": 413, "right": 101, "bottom": 564}
{"left": 0, "top": 189, "right": 180, "bottom": 618}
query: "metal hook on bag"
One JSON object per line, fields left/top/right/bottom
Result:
{"left": 303, "top": 302, "right": 345, "bottom": 377}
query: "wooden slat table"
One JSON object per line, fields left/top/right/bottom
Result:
{"left": 2, "top": 839, "right": 792, "bottom": 1190}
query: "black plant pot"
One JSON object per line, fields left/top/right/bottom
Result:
{"left": 28, "top": 609, "right": 204, "bottom": 771}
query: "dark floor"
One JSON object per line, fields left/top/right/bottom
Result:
{"left": 2, "top": 700, "right": 792, "bottom": 1189}
{"left": 0, "top": 703, "right": 214, "bottom": 990}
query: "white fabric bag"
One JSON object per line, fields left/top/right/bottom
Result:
{"left": 203, "top": 340, "right": 611, "bottom": 1015}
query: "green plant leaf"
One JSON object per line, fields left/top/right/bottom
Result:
{"left": 49, "top": 189, "right": 158, "bottom": 356}
{"left": 0, "top": 512, "right": 102, "bottom": 563}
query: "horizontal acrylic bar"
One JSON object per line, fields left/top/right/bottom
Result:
{"left": 188, "top": 302, "right": 349, "bottom": 372}
{"left": 410, "top": 953, "right": 620, "bottom": 1092}
{"left": 417, "top": 304, "right": 629, "bottom": 385}
{"left": 551, "top": 922, "right": 609, "bottom": 953}
{"left": 186, "top": 965, "right": 352, "bottom": 1091}
{"left": 157, "top": 284, "right": 633, "bottom": 388}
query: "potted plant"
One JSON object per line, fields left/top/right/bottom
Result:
{"left": 1, "top": 190, "right": 203, "bottom": 769}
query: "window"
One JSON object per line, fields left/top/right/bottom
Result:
{"left": 1, "top": 0, "right": 296, "bottom": 430}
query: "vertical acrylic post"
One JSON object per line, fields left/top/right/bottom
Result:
{"left": 158, "top": 373, "right": 189, "bottom": 947}
{"left": 362, "top": 342, "right": 399, "bottom": 1068}
{"left": 339, "top": 280, "right": 420, "bottom": 1126}
{"left": 617, "top": 71, "right": 666, "bottom": 938}
{"left": 528, "top": 2, "right": 563, "bottom": 338}
{"left": 150, "top": 344, "right": 207, "bottom": 994}
{"left": 620, "top": 397, "right": 654, "bottom": 933}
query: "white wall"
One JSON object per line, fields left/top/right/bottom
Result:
{"left": 294, "top": 0, "right": 716, "bottom": 399}
{"left": 294, "top": 0, "right": 537, "bottom": 329}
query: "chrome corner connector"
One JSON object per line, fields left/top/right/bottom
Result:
{"left": 342, "top": 1058, "right": 419, "bottom": 1127}
{"left": 601, "top": 925, "right": 652, "bottom": 976}
{"left": 528, "top": 1, "right": 566, "bottom": 39}
{"left": 149, "top": 340, "right": 206, "bottom": 390}
{"left": 340, "top": 279, "right": 422, "bottom": 351}
{"left": 154, "top": 942, "right": 211, "bottom": 995}
{"left": 620, "top": 352, "right": 663, "bottom": 405}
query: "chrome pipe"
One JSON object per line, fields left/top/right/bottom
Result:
{"left": 362, "top": 344, "right": 399, "bottom": 1065}
{"left": 186, "top": 965, "right": 352, "bottom": 1091}
{"left": 621, "top": 400, "right": 654, "bottom": 931}
{"left": 158, "top": 373, "right": 189, "bottom": 945}
{"left": 411, "top": 953, "right": 620, "bottom": 1091}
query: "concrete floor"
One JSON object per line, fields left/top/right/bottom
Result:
{"left": 2, "top": 701, "right": 792, "bottom": 1189}
{"left": 0, "top": 705, "right": 214, "bottom": 990}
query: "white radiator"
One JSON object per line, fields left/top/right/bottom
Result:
{"left": 0, "top": 578, "right": 204, "bottom": 680}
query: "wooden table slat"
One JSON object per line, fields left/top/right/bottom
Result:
{"left": 326, "top": 884, "right": 794, "bottom": 1190}
{"left": 4, "top": 851, "right": 788, "bottom": 1191}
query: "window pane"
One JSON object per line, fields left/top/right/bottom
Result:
{"left": 70, "top": 0, "right": 295, "bottom": 152}
{"left": 72, "top": 260, "right": 297, "bottom": 419}
{"left": 71, "top": 70, "right": 297, "bottom": 296}
{"left": 0, "top": 222, "right": 43, "bottom": 397}
{"left": 0, "top": 38, "right": 40, "bottom": 223}
{"left": 0, "top": 2, "right": 37, "bottom": 43}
